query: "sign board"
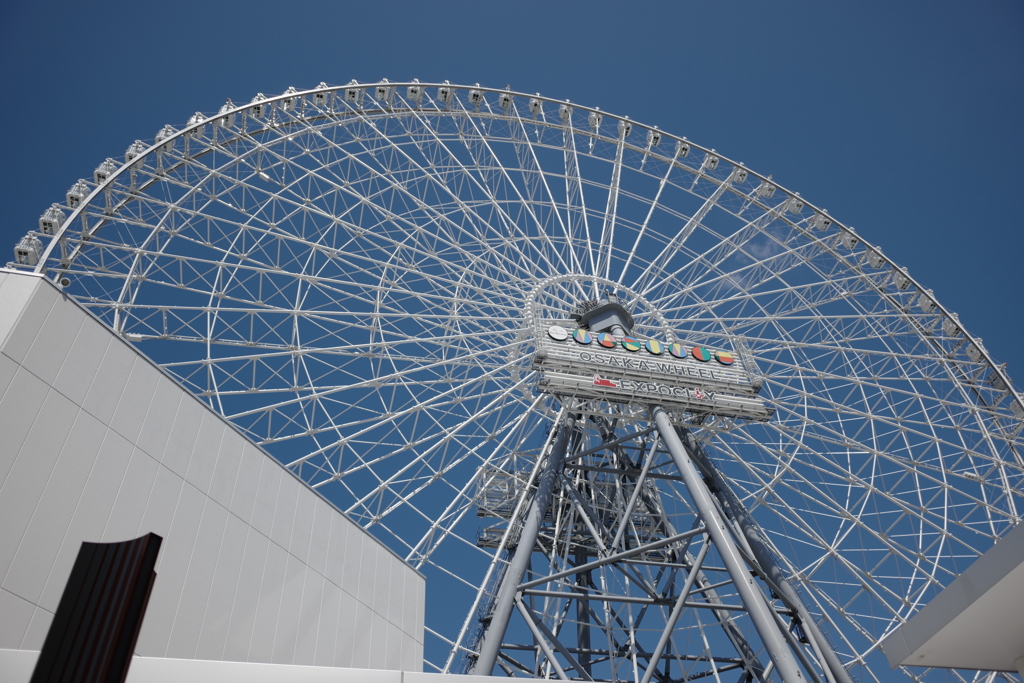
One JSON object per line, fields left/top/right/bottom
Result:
{"left": 532, "top": 320, "right": 773, "bottom": 422}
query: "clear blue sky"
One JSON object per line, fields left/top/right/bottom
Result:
{"left": 1, "top": 1, "right": 1020, "bottom": 373}
{"left": 2, "top": 2, "right": 1022, "bottom": 677}
{"left": 3, "top": 1, "right": 1020, "bottom": 376}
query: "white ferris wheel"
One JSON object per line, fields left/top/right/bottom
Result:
{"left": 14, "top": 80, "right": 1024, "bottom": 683}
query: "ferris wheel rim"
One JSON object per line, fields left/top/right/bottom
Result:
{"left": 29, "top": 78, "right": 1024, "bottom": 533}
{"left": 30, "top": 79, "right": 1020, "bottom": 410}
{"left": 18, "top": 78, "right": 1024, "bottom": 679}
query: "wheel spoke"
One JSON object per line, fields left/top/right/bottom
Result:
{"left": 26, "top": 81, "right": 1023, "bottom": 682}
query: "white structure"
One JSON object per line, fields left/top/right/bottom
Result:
{"left": 2, "top": 651, "right": 495, "bottom": 683}
{"left": 8, "top": 80, "right": 1024, "bottom": 681}
{"left": 0, "top": 270, "right": 423, "bottom": 671}
{"left": 881, "top": 521, "right": 1024, "bottom": 674}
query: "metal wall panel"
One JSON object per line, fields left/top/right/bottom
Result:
{"left": 80, "top": 344, "right": 136, "bottom": 425}
{"left": 103, "top": 448, "right": 159, "bottom": 542}
{"left": 221, "top": 528, "right": 269, "bottom": 661}
{"left": 109, "top": 363, "right": 161, "bottom": 447}
{"left": 50, "top": 321, "right": 110, "bottom": 406}
{"left": 0, "top": 270, "right": 424, "bottom": 671}
{"left": 195, "top": 513, "right": 247, "bottom": 660}
{"left": 5, "top": 412, "right": 103, "bottom": 607}
{"left": 132, "top": 383, "right": 180, "bottom": 464}
{"left": 206, "top": 438, "right": 242, "bottom": 511}
{"left": 0, "top": 588, "right": 35, "bottom": 647}
{"left": 20, "top": 296, "right": 86, "bottom": 386}
{"left": 313, "top": 578, "right": 341, "bottom": 666}
{"left": 0, "top": 389, "right": 78, "bottom": 581}
{"left": 0, "top": 278, "right": 57, "bottom": 363}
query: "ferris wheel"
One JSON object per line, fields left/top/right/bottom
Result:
{"left": 15, "top": 79, "right": 1024, "bottom": 683}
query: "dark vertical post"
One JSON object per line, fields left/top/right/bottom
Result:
{"left": 31, "top": 533, "right": 163, "bottom": 683}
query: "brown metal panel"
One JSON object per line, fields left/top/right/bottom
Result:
{"left": 30, "top": 533, "right": 162, "bottom": 683}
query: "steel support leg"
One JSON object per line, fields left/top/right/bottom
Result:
{"left": 575, "top": 549, "right": 592, "bottom": 678}
{"left": 652, "top": 407, "right": 806, "bottom": 683}
{"left": 471, "top": 416, "right": 575, "bottom": 675}
{"left": 638, "top": 480, "right": 766, "bottom": 681}
{"left": 677, "top": 428, "right": 853, "bottom": 683}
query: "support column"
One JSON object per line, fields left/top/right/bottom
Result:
{"left": 575, "top": 549, "right": 592, "bottom": 678}
{"left": 652, "top": 407, "right": 806, "bottom": 683}
{"left": 471, "top": 416, "right": 575, "bottom": 675}
{"left": 636, "top": 474, "right": 766, "bottom": 681}
{"left": 677, "top": 428, "right": 853, "bottom": 683}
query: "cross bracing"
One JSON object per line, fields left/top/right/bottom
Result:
{"left": 14, "top": 80, "right": 1024, "bottom": 682}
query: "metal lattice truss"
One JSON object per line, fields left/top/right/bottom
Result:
{"left": 463, "top": 410, "right": 837, "bottom": 683}
{"left": 15, "top": 80, "right": 1024, "bottom": 682}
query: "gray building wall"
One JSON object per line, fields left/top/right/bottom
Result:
{"left": 0, "top": 270, "right": 424, "bottom": 671}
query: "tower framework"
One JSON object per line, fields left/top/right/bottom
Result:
{"left": 12, "top": 80, "right": 1024, "bottom": 682}
{"left": 467, "top": 294, "right": 846, "bottom": 682}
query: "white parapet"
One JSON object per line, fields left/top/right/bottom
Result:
{"left": 1, "top": 650, "right": 485, "bottom": 683}
{"left": 880, "top": 520, "right": 1024, "bottom": 672}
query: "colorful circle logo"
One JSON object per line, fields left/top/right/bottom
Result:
{"left": 551, "top": 326, "right": 739, "bottom": 369}
{"left": 547, "top": 325, "right": 569, "bottom": 341}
